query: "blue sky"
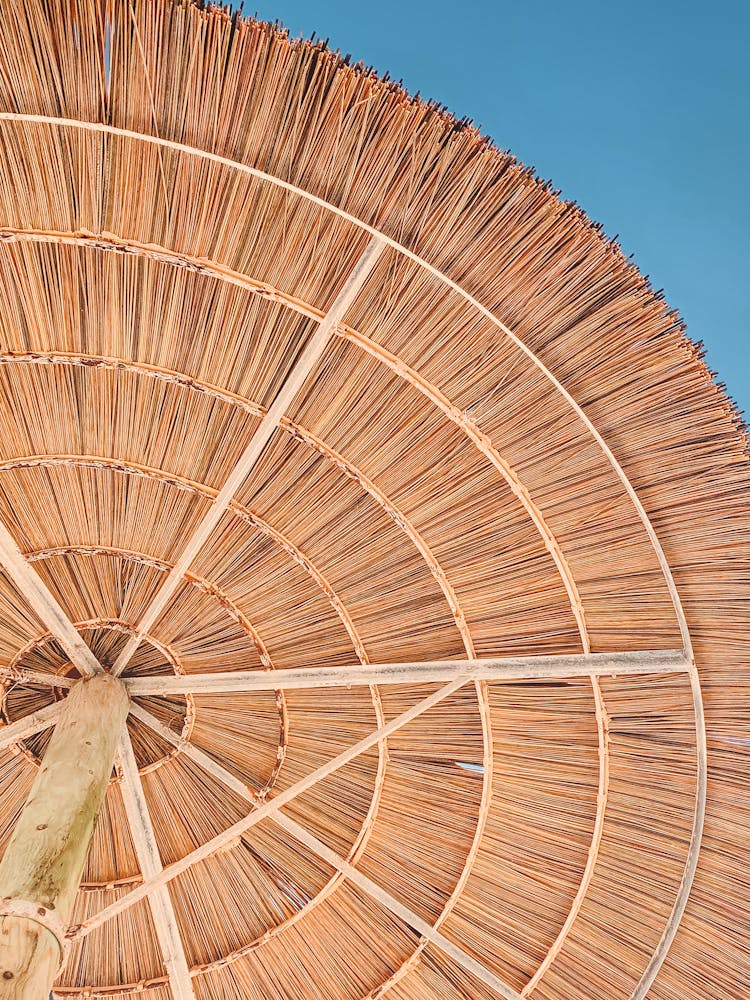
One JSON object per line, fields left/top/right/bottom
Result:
{"left": 252, "top": 0, "right": 749, "bottom": 417}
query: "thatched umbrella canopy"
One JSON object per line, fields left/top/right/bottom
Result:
{"left": 0, "top": 1, "right": 747, "bottom": 998}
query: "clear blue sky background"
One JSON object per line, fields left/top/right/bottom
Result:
{"left": 251, "top": 0, "right": 749, "bottom": 416}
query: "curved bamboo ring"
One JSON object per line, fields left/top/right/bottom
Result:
{"left": 0, "top": 113, "right": 705, "bottom": 995}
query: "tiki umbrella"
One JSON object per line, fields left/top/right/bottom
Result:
{"left": 0, "top": 2, "right": 747, "bottom": 998}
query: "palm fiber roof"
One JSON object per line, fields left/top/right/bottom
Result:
{"left": 0, "top": 1, "right": 748, "bottom": 998}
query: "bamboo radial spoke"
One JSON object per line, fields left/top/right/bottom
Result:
{"left": 117, "top": 730, "right": 195, "bottom": 1000}
{"left": 0, "top": 666, "right": 76, "bottom": 689}
{"left": 124, "top": 649, "right": 691, "bottom": 696}
{"left": 0, "top": 700, "right": 65, "bottom": 752}
{"left": 111, "top": 237, "right": 386, "bottom": 677}
{"left": 0, "top": 521, "right": 102, "bottom": 677}
{"left": 128, "top": 701, "right": 256, "bottom": 803}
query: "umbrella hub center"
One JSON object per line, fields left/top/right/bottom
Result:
{"left": 2, "top": 621, "right": 194, "bottom": 776}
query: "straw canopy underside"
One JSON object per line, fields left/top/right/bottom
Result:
{"left": 0, "top": 1, "right": 747, "bottom": 998}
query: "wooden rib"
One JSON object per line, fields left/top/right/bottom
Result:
{"left": 0, "top": 665, "right": 76, "bottom": 689}
{"left": 0, "top": 699, "right": 65, "bottom": 751}
{"left": 0, "top": 229, "right": 324, "bottom": 326}
{"left": 271, "top": 810, "right": 523, "bottom": 1000}
{"left": 125, "top": 650, "right": 689, "bottom": 696}
{"left": 70, "top": 677, "right": 467, "bottom": 939}
{"left": 116, "top": 729, "right": 195, "bottom": 1000}
{"left": 28, "top": 542, "right": 273, "bottom": 668}
{"left": 129, "top": 701, "right": 256, "bottom": 803}
{"left": 52, "top": 975, "right": 169, "bottom": 997}
{"left": 0, "top": 521, "right": 102, "bottom": 677}
{"left": 111, "top": 236, "right": 386, "bottom": 676}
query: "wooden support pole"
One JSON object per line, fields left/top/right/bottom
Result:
{"left": 0, "top": 674, "right": 128, "bottom": 998}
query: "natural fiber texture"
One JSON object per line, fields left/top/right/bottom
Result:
{"left": 0, "top": 1, "right": 747, "bottom": 997}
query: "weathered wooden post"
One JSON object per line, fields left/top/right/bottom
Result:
{"left": 0, "top": 673, "right": 129, "bottom": 998}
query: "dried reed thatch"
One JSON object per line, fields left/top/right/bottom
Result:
{"left": 0, "top": 1, "right": 747, "bottom": 998}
